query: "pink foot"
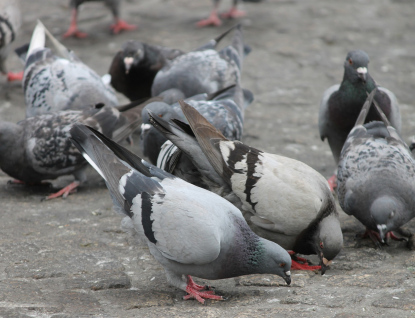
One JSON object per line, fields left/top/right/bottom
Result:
{"left": 183, "top": 275, "right": 223, "bottom": 304}
{"left": 327, "top": 174, "right": 337, "bottom": 192}
{"left": 196, "top": 10, "right": 222, "bottom": 27}
{"left": 289, "top": 251, "right": 321, "bottom": 271}
{"left": 63, "top": 25, "right": 88, "bottom": 39}
{"left": 7, "top": 71, "right": 24, "bottom": 82}
{"left": 43, "top": 181, "right": 80, "bottom": 200}
{"left": 220, "top": 7, "right": 246, "bottom": 19}
{"left": 110, "top": 19, "right": 137, "bottom": 34}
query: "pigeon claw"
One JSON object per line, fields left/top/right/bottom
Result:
{"left": 196, "top": 12, "right": 222, "bottom": 27}
{"left": 7, "top": 71, "right": 24, "bottom": 82}
{"left": 327, "top": 174, "right": 337, "bottom": 192}
{"left": 43, "top": 181, "right": 80, "bottom": 201}
{"left": 63, "top": 26, "right": 88, "bottom": 39}
{"left": 220, "top": 7, "right": 246, "bottom": 19}
{"left": 183, "top": 275, "right": 223, "bottom": 304}
{"left": 289, "top": 251, "right": 321, "bottom": 272}
{"left": 110, "top": 19, "right": 137, "bottom": 34}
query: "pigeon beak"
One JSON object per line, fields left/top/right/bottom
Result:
{"left": 320, "top": 257, "right": 332, "bottom": 275}
{"left": 376, "top": 224, "right": 387, "bottom": 243}
{"left": 356, "top": 67, "right": 367, "bottom": 83}
{"left": 284, "top": 271, "right": 291, "bottom": 285}
{"left": 124, "top": 57, "right": 134, "bottom": 74}
{"left": 141, "top": 123, "right": 152, "bottom": 134}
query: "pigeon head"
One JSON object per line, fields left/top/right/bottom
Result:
{"left": 257, "top": 239, "right": 292, "bottom": 285}
{"left": 314, "top": 214, "right": 343, "bottom": 275}
{"left": 121, "top": 40, "right": 145, "bottom": 74}
{"left": 343, "top": 50, "right": 370, "bottom": 84}
{"left": 140, "top": 102, "right": 179, "bottom": 164}
{"left": 370, "top": 195, "right": 404, "bottom": 242}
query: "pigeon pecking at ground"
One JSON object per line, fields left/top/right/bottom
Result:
{"left": 319, "top": 50, "right": 401, "bottom": 191}
{"left": 149, "top": 101, "right": 344, "bottom": 274}
{"left": 19, "top": 20, "right": 118, "bottom": 118}
{"left": 69, "top": 123, "right": 292, "bottom": 304}
{"left": 63, "top": 0, "right": 137, "bottom": 38}
{"left": 151, "top": 23, "right": 249, "bottom": 104}
{"left": 337, "top": 89, "right": 415, "bottom": 249}
{"left": 196, "top": 0, "right": 246, "bottom": 27}
{"left": 0, "top": 98, "right": 152, "bottom": 200}
{"left": 0, "top": 0, "right": 23, "bottom": 81}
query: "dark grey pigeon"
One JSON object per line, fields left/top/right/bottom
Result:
{"left": 63, "top": 0, "right": 136, "bottom": 38}
{"left": 22, "top": 21, "right": 118, "bottom": 117}
{"left": 319, "top": 50, "right": 401, "bottom": 190}
{"left": 0, "top": 98, "right": 152, "bottom": 200}
{"left": 151, "top": 23, "right": 247, "bottom": 104}
{"left": 141, "top": 84, "right": 253, "bottom": 189}
{"left": 337, "top": 89, "right": 415, "bottom": 248}
{"left": 0, "top": 0, "right": 22, "bottom": 81}
{"left": 69, "top": 124, "right": 292, "bottom": 304}
{"left": 107, "top": 25, "right": 240, "bottom": 102}
{"left": 149, "top": 101, "right": 343, "bottom": 274}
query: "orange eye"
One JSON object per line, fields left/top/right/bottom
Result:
{"left": 320, "top": 242, "right": 324, "bottom": 249}
{"left": 158, "top": 114, "right": 163, "bottom": 118}
{"left": 348, "top": 58, "right": 353, "bottom": 65}
{"left": 280, "top": 263, "right": 286, "bottom": 268}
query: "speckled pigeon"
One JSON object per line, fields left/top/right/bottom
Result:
{"left": 63, "top": 0, "right": 136, "bottom": 38}
{"left": 149, "top": 101, "right": 344, "bottom": 274}
{"left": 319, "top": 50, "right": 401, "bottom": 191}
{"left": 69, "top": 124, "right": 292, "bottom": 304}
{"left": 151, "top": 23, "right": 248, "bottom": 103}
{"left": 0, "top": 0, "right": 22, "bottom": 81}
{"left": 21, "top": 20, "right": 118, "bottom": 117}
{"left": 196, "top": 0, "right": 246, "bottom": 27}
{"left": 337, "top": 89, "right": 415, "bottom": 248}
{"left": 0, "top": 98, "right": 152, "bottom": 200}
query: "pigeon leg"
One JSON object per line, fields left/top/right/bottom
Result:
{"left": 288, "top": 251, "right": 321, "bottom": 271}
{"left": 220, "top": 6, "right": 246, "bottom": 19}
{"left": 43, "top": 181, "right": 80, "bottom": 200}
{"left": 110, "top": 18, "right": 137, "bottom": 34}
{"left": 196, "top": 8, "right": 222, "bottom": 27}
{"left": 63, "top": 9, "right": 88, "bottom": 38}
{"left": 183, "top": 275, "right": 223, "bottom": 304}
{"left": 327, "top": 174, "right": 337, "bottom": 192}
{"left": 7, "top": 71, "right": 24, "bottom": 82}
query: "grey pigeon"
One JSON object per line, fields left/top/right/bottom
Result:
{"left": 0, "top": 98, "right": 151, "bottom": 200}
{"left": 337, "top": 89, "right": 415, "bottom": 247}
{"left": 319, "top": 50, "right": 401, "bottom": 190}
{"left": 21, "top": 20, "right": 118, "bottom": 117}
{"left": 141, "top": 84, "right": 253, "bottom": 190}
{"left": 63, "top": 0, "right": 136, "bottom": 38}
{"left": 196, "top": 0, "right": 246, "bottom": 27}
{"left": 0, "top": 0, "right": 22, "bottom": 81}
{"left": 149, "top": 101, "right": 343, "bottom": 274}
{"left": 69, "top": 124, "right": 292, "bottom": 304}
{"left": 151, "top": 23, "right": 247, "bottom": 103}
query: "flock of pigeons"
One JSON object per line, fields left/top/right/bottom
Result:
{"left": 1, "top": 0, "right": 414, "bottom": 305}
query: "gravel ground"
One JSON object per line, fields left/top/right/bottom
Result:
{"left": 0, "top": 0, "right": 414, "bottom": 317}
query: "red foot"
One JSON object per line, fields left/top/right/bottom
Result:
{"left": 288, "top": 251, "right": 321, "bottom": 271}
{"left": 327, "top": 174, "right": 337, "bottom": 192}
{"left": 220, "top": 7, "right": 246, "bottom": 19}
{"left": 43, "top": 181, "right": 80, "bottom": 200}
{"left": 183, "top": 275, "right": 223, "bottom": 304}
{"left": 196, "top": 10, "right": 222, "bottom": 27}
{"left": 361, "top": 228, "right": 406, "bottom": 245}
{"left": 110, "top": 19, "right": 137, "bottom": 34}
{"left": 7, "top": 71, "right": 24, "bottom": 82}
{"left": 63, "top": 26, "right": 88, "bottom": 39}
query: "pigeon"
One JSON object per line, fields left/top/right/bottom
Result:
{"left": 0, "top": 98, "right": 152, "bottom": 200}
{"left": 197, "top": 0, "right": 246, "bottom": 27}
{"left": 69, "top": 124, "right": 292, "bottom": 304}
{"left": 151, "top": 23, "right": 247, "bottom": 103}
{"left": 108, "top": 40, "right": 184, "bottom": 102}
{"left": 21, "top": 20, "right": 118, "bottom": 118}
{"left": 319, "top": 50, "right": 401, "bottom": 191}
{"left": 63, "top": 0, "right": 137, "bottom": 38}
{"left": 148, "top": 101, "right": 344, "bottom": 274}
{"left": 0, "top": 0, "right": 23, "bottom": 81}
{"left": 107, "top": 25, "right": 239, "bottom": 102}
{"left": 337, "top": 89, "right": 415, "bottom": 247}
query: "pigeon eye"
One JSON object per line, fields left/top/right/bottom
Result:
{"left": 158, "top": 114, "right": 163, "bottom": 118}
{"left": 320, "top": 242, "right": 324, "bottom": 249}
{"left": 280, "top": 263, "right": 286, "bottom": 268}
{"left": 348, "top": 58, "right": 353, "bottom": 65}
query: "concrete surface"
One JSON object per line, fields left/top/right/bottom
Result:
{"left": 0, "top": 0, "right": 414, "bottom": 317}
